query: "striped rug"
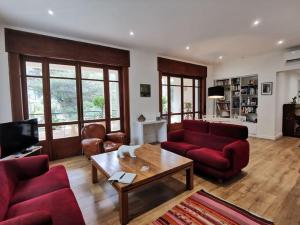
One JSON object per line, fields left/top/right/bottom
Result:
{"left": 152, "top": 190, "right": 274, "bottom": 225}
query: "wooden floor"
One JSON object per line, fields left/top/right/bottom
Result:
{"left": 51, "top": 137, "right": 300, "bottom": 225}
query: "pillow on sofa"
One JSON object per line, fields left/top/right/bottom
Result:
{"left": 183, "top": 120, "right": 209, "bottom": 133}
{"left": 184, "top": 130, "right": 236, "bottom": 151}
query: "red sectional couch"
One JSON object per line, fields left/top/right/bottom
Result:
{"left": 161, "top": 120, "right": 249, "bottom": 180}
{"left": 0, "top": 155, "right": 85, "bottom": 225}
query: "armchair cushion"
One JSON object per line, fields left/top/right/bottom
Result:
{"left": 103, "top": 141, "right": 122, "bottom": 152}
{"left": 187, "top": 148, "right": 230, "bottom": 170}
{"left": 10, "top": 165, "right": 70, "bottom": 205}
{"left": 6, "top": 189, "right": 85, "bottom": 225}
{"left": 0, "top": 211, "right": 52, "bottom": 225}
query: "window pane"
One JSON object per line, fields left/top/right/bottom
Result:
{"left": 110, "top": 82, "right": 120, "bottom": 118}
{"left": 27, "top": 77, "right": 45, "bottom": 124}
{"left": 109, "top": 70, "right": 119, "bottom": 81}
{"left": 49, "top": 64, "right": 76, "bottom": 78}
{"left": 52, "top": 124, "right": 78, "bottom": 139}
{"left": 183, "top": 78, "right": 193, "bottom": 86}
{"left": 38, "top": 127, "right": 46, "bottom": 141}
{"left": 162, "top": 85, "right": 168, "bottom": 114}
{"left": 171, "top": 115, "right": 181, "bottom": 123}
{"left": 81, "top": 67, "right": 103, "bottom": 80}
{"left": 184, "top": 114, "right": 193, "bottom": 120}
{"left": 170, "top": 86, "right": 181, "bottom": 113}
{"left": 195, "top": 113, "right": 200, "bottom": 120}
{"left": 82, "top": 80, "right": 105, "bottom": 120}
{"left": 26, "top": 62, "right": 42, "bottom": 77}
{"left": 111, "top": 120, "right": 121, "bottom": 131}
{"left": 195, "top": 79, "right": 199, "bottom": 87}
{"left": 170, "top": 77, "right": 181, "bottom": 85}
{"left": 162, "top": 76, "right": 168, "bottom": 85}
{"left": 50, "top": 79, "right": 78, "bottom": 122}
{"left": 183, "top": 86, "right": 193, "bottom": 113}
{"left": 195, "top": 87, "right": 199, "bottom": 112}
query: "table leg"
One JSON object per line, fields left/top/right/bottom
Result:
{"left": 92, "top": 164, "right": 98, "bottom": 183}
{"left": 186, "top": 165, "right": 194, "bottom": 190}
{"left": 119, "top": 191, "right": 129, "bottom": 225}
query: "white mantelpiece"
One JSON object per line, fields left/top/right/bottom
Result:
{"left": 135, "top": 120, "right": 167, "bottom": 144}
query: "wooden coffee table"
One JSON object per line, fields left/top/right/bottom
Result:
{"left": 91, "top": 144, "right": 193, "bottom": 225}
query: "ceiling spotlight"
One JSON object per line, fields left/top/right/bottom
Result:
{"left": 218, "top": 55, "right": 223, "bottom": 60}
{"left": 129, "top": 31, "right": 134, "bottom": 36}
{"left": 48, "top": 9, "right": 54, "bottom": 15}
{"left": 185, "top": 46, "right": 190, "bottom": 50}
{"left": 252, "top": 19, "right": 261, "bottom": 27}
{"left": 277, "top": 39, "right": 285, "bottom": 45}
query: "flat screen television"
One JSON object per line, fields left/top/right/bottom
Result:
{"left": 0, "top": 119, "right": 39, "bottom": 158}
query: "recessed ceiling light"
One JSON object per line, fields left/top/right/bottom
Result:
{"left": 185, "top": 46, "right": 190, "bottom": 50}
{"left": 252, "top": 19, "right": 261, "bottom": 27}
{"left": 129, "top": 31, "right": 134, "bottom": 36}
{"left": 48, "top": 9, "right": 54, "bottom": 15}
{"left": 218, "top": 55, "right": 223, "bottom": 60}
{"left": 277, "top": 39, "right": 285, "bottom": 45}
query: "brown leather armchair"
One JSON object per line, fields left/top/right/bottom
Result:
{"left": 81, "top": 124, "right": 127, "bottom": 158}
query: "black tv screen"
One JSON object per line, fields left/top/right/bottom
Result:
{"left": 0, "top": 119, "right": 39, "bottom": 158}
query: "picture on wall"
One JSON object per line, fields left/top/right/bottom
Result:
{"left": 140, "top": 84, "right": 151, "bottom": 97}
{"left": 261, "top": 82, "right": 273, "bottom": 95}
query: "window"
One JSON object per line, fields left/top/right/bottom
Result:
{"left": 160, "top": 74, "right": 202, "bottom": 124}
{"left": 23, "top": 59, "right": 124, "bottom": 143}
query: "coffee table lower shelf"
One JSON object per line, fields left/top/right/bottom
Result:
{"left": 91, "top": 161, "right": 194, "bottom": 225}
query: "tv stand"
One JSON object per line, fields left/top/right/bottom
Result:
{"left": 1, "top": 146, "right": 42, "bottom": 161}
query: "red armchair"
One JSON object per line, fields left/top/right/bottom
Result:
{"left": 81, "top": 124, "right": 127, "bottom": 158}
{"left": 161, "top": 120, "right": 249, "bottom": 180}
{"left": 0, "top": 156, "right": 85, "bottom": 225}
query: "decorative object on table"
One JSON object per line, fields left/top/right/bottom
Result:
{"left": 261, "top": 82, "right": 273, "bottom": 95}
{"left": 152, "top": 189, "right": 274, "bottom": 225}
{"left": 140, "top": 84, "right": 151, "bottom": 97}
{"left": 291, "top": 96, "right": 297, "bottom": 104}
{"left": 137, "top": 114, "right": 146, "bottom": 122}
{"left": 208, "top": 86, "right": 224, "bottom": 99}
{"left": 117, "top": 145, "right": 140, "bottom": 158}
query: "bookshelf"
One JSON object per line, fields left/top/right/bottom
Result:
{"left": 214, "top": 75, "right": 258, "bottom": 123}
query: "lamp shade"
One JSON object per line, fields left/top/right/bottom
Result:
{"left": 208, "top": 86, "right": 224, "bottom": 99}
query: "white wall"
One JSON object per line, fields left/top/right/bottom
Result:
{"left": 211, "top": 51, "right": 300, "bottom": 139}
{"left": 129, "top": 50, "right": 160, "bottom": 144}
{"left": 276, "top": 70, "right": 300, "bottom": 135}
{"left": 0, "top": 26, "right": 12, "bottom": 123}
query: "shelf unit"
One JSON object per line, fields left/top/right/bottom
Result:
{"left": 214, "top": 75, "right": 258, "bottom": 123}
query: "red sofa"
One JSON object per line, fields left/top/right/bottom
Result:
{"left": 161, "top": 120, "right": 249, "bottom": 180}
{"left": 0, "top": 155, "right": 85, "bottom": 225}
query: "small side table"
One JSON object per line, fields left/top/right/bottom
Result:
{"left": 1, "top": 146, "right": 43, "bottom": 161}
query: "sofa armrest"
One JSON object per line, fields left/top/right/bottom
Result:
{"left": 223, "top": 140, "right": 249, "bottom": 170}
{"left": 4, "top": 155, "right": 49, "bottom": 180}
{"left": 0, "top": 211, "right": 52, "bottom": 225}
{"left": 167, "top": 129, "right": 184, "bottom": 142}
{"left": 106, "top": 132, "right": 127, "bottom": 144}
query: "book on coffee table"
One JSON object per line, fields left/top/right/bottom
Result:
{"left": 108, "top": 171, "right": 136, "bottom": 184}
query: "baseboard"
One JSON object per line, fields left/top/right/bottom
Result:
{"left": 275, "top": 133, "right": 283, "bottom": 140}
{"left": 255, "top": 133, "right": 282, "bottom": 140}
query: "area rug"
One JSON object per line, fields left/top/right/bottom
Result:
{"left": 152, "top": 190, "right": 274, "bottom": 225}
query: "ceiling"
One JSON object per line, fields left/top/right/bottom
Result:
{"left": 0, "top": 0, "right": 300, "bottom": 64}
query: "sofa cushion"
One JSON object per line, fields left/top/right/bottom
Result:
{"left": 6, "top": 188, "right": 85, "bottom": 225}
{"left": 210, "top": 123, "right": 248, "bottom": 139}
{"left": 183, "top": 120, "right": 209, "bottom": 133}
{"left": 10, "top": 165, "right": 70, "bottom": 205}
{"left": 187, "top": 148, "right": 230, "bottom": 170}
{"left": 0, "top": 163, "right": 18, "bottom": 221}
{"left": 184, "top": 130, "right": 236, "bottom": 150}
{"left": 161, "top": 141, "right": 199, "bottom": 156}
